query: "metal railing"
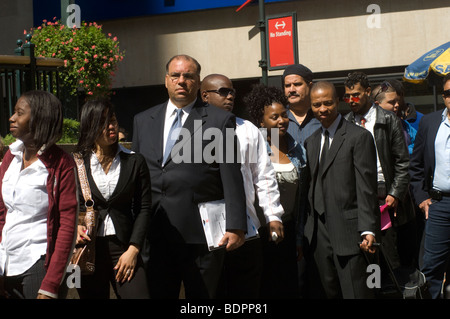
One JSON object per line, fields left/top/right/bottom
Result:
{"left": 0, "top": 35, "right": 64, "bottom": 137}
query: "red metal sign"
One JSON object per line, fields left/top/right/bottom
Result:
{"left": 266, "top": 13, "right": 298, "bottom": 70}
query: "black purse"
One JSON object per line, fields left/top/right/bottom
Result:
{"left": 69, "top": 153, "right": 99, "bottom": 275}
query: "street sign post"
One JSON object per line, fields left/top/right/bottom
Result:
{"left": 266, "top": 12, "right": 298, "bottom": 70}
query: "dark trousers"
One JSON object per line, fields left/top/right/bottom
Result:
{"left": 378, "top": 183, "right": 417, "bottom": 270}
{"left": 148, "top": 240, "right": 225, "bottom": 299}
{"left": 77, "top": 236, "right": 150, "bottom": 299}
{"left": 217, "top": 237, "right": 262, "bottom": 299}
{"left": 421, "top": 196, "right": 450, "bottom": 299}
{"left": 2, "top": 255, "right": 46, "bottom": 299}
{"left": 259, "top": 220, "right": 300, "bottom": 299}
{"left": 305, "top": 213, "right": 375, "bottom": 299}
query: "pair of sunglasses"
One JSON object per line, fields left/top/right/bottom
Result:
{"left": 343, "top": 94, "right": 361, "bottom": 103}
{"left": 443, "top": 89, "right": 450, "bottom": 98}
{"left": 205, "top": 87, "right": 236, "bottom": 97}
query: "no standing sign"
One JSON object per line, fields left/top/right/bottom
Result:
{"left": 266, "top": 12, "right": 298, "bottom": 70}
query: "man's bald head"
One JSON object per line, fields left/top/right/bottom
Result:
{"left": 201, "top": 74, "right": 235, "bottom": 112}
{"left": 310, "top": 81, "right": 338, "bottom": 100}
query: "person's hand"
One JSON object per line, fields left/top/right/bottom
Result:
{"left": 37, "top": 293, "right": 53, "bottom": 299}
{"left": 296, "top": 245, "right": 303, "bottom": 261}
{"left": 419, "top": 198, "right": 432, "bottom": 219}
{"left": 76, "top": 225, "right": 90, "bottom": 244}
{"left": 385, "top": 195, "right": 399, "bottom": 217}
{"left": 360, "top": 234, "right": 376, "bottom": 254}
{"left": 114, "top": 244, "right": 139, "bottom": 283}
{"left": 268, "top": 221, "right": 284, "bottom": 244}
{"left": 218, "top": 229, "right": 245, "bottom": 251}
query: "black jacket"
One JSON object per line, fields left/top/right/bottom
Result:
{"left": 345, "top": 104, "right": 414, "bottom": 226}
{"left": 81, "top": 150, "right": 152, "bottom": 249}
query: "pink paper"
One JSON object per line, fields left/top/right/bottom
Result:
{"left": 380, "top": 204, "right": 392, "bottom": 231}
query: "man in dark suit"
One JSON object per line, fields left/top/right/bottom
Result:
{"left": 132, "top": 54, "right": 247, "bottom": 299}
{"left": 409, "top": 74, "right": 450, "bottom": 298}
{"left": 303, "top": 81, "right": 379, "bottom": 298}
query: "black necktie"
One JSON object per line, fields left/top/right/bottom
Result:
{"left": 314, "top": 129, "right": 329, "bottom": 215}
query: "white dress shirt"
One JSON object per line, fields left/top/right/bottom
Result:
{"left": 90, "top": 144, "right": 134, "bottom": 236}
{"left": 236, "top": 117, "right": 284, "bottom": 229}
{"left": 354, "top": 105, "right": 385, "bottom": 183}
{"left": 0, "top": 140, "right": 48, "bottom": 276}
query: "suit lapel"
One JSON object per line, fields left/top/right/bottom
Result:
{"left": 109, "top": 152, "right": 134, "bottom": 201}
{"left": 320, "top": 117, "right": 345, "bottom": 175}
{"left": 165, "top": 99, "right": 207, "bottom": 165}
{"left": 150, "top": 102, "right": 167, "bottom": 163}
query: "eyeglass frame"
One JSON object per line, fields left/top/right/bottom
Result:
{"left": 205, "top": 87, "right": 236, "bottom": 97}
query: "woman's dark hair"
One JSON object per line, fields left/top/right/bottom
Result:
{"left": 75, "top": 98, "right": 116, "bottom": 157}
{"left": 243, "top": 84, "right": 288, "bottom": 127}
{"left": 20, "top": 90, "right": 63, "bottom": 150}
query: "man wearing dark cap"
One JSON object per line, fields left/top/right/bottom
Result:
{"left": 282, "top": 64, "right": 321, "bottom": 298}
{"left": 282, "top": 64, "right": 321, "bottom": 146}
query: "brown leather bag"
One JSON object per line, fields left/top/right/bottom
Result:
{"left": 70, "top": 153, "right": 99, "bottom": 275}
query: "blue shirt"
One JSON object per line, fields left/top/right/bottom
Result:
{"left": 433, "top": 108, "right": 450, "bottom": 193}
{"left": 286, "top": 108, "right": 321, "bottom": 146}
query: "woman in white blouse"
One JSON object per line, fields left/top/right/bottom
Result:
{"left": 0, "top": 90, "right": 78, "bottom": 299}
{"left": 74, "top": 98, "right": 151, "bottom": 299}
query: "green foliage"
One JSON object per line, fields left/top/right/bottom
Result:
{"left": 2, "top": 118, "right": 80, "bottom": 146}
{"left": 59, "top": 118, "right": 80, "bottom": 143}
{"left": 2, "top": 134, "right": 16, "bottom": 146}
{"left": 26, "top": 18, "right": 125, "bottom": 98}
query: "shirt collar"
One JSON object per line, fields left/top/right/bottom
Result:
{"left": 322, "top": 113, "right": 341, "bottom": 137}
{"left": 167, "top": 98, "right": 196, "bottom": 117}
{"left": 441, "top": 108, "right": 449, "bottom": 124}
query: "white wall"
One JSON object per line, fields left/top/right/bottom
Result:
{"left": 100, "top": 0, "right": 450, "bottom": 88}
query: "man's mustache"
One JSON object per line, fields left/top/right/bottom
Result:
{"left": 288, "top": 92, "right": 300, "bottom": 97}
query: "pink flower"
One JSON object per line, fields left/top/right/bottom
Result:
{"left": 79, "top": 80, "right": 84, "bottom": 84}
{"left": 45, "top": 38, "right": 50, "bottom": 42}
{"left": 108, "top": 33, "right": 112, "bottom": 37}
{"left": 74, "top": 47, "right": 79, "bottom": 51}
{"left": 113, "top": 36, "right": 117, "bottom": 41}
{"left": 93, "top": 54, "right": 98, "bottom": 59}
{"left": 103, "top": 63, "right": 108, "bottom": 68}
{"left": 64, "top": 60, "right": 68, "bottom": 66}
{"left": 23, "top": 29, "right": 27, "bottom": 35}
{"left": 84, "top": 58, "right": 89, "bottom": 63}
{"left": 87, "top": 91, "right": 93, "bottom": 95}
{"left": 52, "top": 53, "right": 56, "bottom": 57}
{"left": 91, "top": 45, "right": 96, "bottom": 49}
{"left": 69, "top": 38, "right": 73, "bottom": 43}
{"left": 97, "top": 84, "right": 101, "bottom": 87}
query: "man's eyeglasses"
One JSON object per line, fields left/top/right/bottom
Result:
{"left": 443, "top": 89, "right": 450, "bottom": 98}
{"left": 205, "top": 88, "right": 236, "bottom": 97}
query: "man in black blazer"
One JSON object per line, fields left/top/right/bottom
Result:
{"left": 303, "top": 81, "right": 379, "bottom": 298}
{"left": 132, "top": 54, "right": 247, "bottom": 299}
{"left": 409, "top": 74, "right": 450, "bottom": 298}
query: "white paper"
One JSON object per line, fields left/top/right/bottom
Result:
{"left": 198, "top": 199, "right": 259, "bottom": 251}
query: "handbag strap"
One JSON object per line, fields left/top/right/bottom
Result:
{"left": 73, "top": 153, "right": 93, "bottom": 204}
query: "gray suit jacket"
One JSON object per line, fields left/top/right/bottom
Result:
{"left": 304, "top": 117, "right": 380, "bottom": 256}
{"left": 132, "top": 98, "right": 247, "bottom": 244}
